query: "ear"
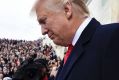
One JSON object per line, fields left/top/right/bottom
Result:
{"left": 64, "top": 1, "right": 72, "bottom": 20}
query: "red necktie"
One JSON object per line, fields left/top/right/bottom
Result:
{"left": 42, "top": 75, "right": 48, "bottom": 80}
{"left": 64, "top": 44, "right": 73, "bottom": 64}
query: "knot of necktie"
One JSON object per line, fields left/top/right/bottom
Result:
{"left": 64, "top": 44, "right": 73, "bottom": 64}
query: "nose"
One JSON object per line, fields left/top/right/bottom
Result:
{"left": 41, "top": 27, "right": 48, "bottom": 35}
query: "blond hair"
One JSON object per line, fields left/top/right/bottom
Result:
{"left": 53, "top": 0, "right": 89, "bottom": 14}
{"left": 31, "top": 0, "right": 89, "bottom": 15}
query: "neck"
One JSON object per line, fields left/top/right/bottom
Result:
{"left": 69, "top": 15, "right": 87, "bottom": 44}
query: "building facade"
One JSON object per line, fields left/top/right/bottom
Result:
{"left": 89, "top": 0, "right": 119, "bottom": 24}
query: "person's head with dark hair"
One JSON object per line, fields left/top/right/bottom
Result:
{"left": 12, "top": 58, "right": 49, "bottom": 80}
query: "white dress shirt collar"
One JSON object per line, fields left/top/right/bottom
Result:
{"left": 72, "top": 17, "right": 92, "bottom": 46}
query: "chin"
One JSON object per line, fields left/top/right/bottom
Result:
{"left": 53, "top": 41, "right": 67, "bottom": 46}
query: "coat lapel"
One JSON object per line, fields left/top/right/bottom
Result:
{"left": 56, "top": 18, "right": 101, "bottom": 80}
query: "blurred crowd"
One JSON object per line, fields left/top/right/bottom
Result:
{"left": 0, "top": 38, "right": 61, "bottom": 80}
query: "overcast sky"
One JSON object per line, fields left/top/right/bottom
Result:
{"left": 0, "top": 0, "right": 43, "bottom": 41}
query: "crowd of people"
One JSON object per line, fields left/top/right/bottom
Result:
{"left": 0, "top": 38, "right": 61, "bottom": 80}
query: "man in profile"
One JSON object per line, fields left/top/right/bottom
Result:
{"left": 33, "top": 0, "right": 119, "bottom": 80}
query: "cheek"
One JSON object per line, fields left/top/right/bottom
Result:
{"left": 48, "top": 15, "right": 69, "bottom": 36}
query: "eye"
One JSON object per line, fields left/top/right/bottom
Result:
{"left": 38, "top": 17, "right": 47, "bottom": 25}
